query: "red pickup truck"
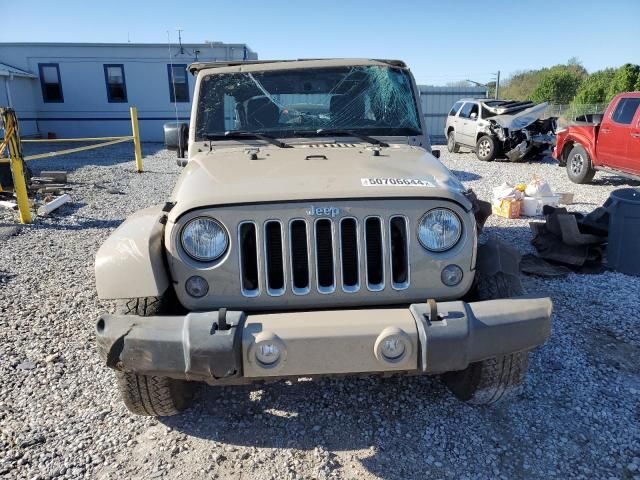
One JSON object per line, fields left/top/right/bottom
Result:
{"left": 554, "top": 92, "right": 640, "bottom": 183}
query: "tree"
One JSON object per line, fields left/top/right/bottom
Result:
{"left": 530, "top": 68, "right": 584, "bottom": 104}
{"left": 500, "top": 69, "right": 546, "bottom": 100}
{"left": 573, "top": 68, "right": 616, "bottom": 104}
{"left": 500, "top": 60, "right": 587, "bottom": 101}
{"left": 607, "top": 64, "right": 640, "bottom": 101}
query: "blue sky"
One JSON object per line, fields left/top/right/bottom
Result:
{"left": 3, "top": 0, "right": 638, "bottom": 85}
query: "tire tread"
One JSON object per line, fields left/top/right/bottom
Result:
{"left": 113, "top": 293, "right": 196, "bottom": 417}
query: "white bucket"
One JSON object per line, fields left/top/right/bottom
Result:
{"left": 522, "top": 195, "right": 560, "bottom": 216}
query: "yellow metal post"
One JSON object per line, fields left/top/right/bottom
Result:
{"left": 130, "top": 106, "right": 143, "bottom": 173}
{"left": 1, "top": 108, "right": 32, "bottom": 224}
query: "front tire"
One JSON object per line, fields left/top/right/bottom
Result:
{"left": 443, "top": 242, "right": 530, "bottom": 405}
{"left": 116, "top": 371, "right": 197, "bottom": 417}
{"left": 447, "top": 131, "right": 460, "bottom": 153}
{"left": 566, "top": 145, "right": 596, "bottom": 184}
{"left": 113, "top": 294, "right": 198, "bottom": 417}
{"left": 475, "top": 135, "right": 497, "bottom": 161}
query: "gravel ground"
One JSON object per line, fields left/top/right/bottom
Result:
{"left": 1, "top": 143, "right": 639, "bottom": 480}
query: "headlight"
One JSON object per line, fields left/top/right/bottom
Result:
{"left": 181, "top": 217, "right": 228, "bottom": 261}
{"left": 417, "top": 208, "right": 462, "bottom": 252}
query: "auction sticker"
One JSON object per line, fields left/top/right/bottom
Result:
{"left": 361, "top": 177, "right": 436, "bottom": 187}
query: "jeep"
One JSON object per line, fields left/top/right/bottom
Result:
{"left": 95, "top": 59, "right": 552, "bottom": 416}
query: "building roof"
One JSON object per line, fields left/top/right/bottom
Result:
{"left": 0, "top": 63, "right": 36, "bottom": 78}
{"left": 0, "top": 41, "right": 255, "bottom": 50}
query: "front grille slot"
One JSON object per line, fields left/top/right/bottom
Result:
{"left": 315, "top": 219, "right": 335, "bottom": 293}
{"left": 264, "top": 221, "right": 285, "bottom": 295}
{"left": 340, "top": 218, "right": 359, "bottom": 291}
{"left": 238, "top": 222, "right": 260, "bottom": 296}
{"left": 365, "top": 217, "right": 384, "bottom": 290}
{"left": 389, "top": 216, "right": 410, "bottom": 289}
{"left": 289, "top": 220, "right": 310, "bottom": 294}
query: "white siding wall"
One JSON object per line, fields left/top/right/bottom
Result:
{"left": 0, "top": 43, "right": 257, "bottom": 141}
{"left": 419, "top": 86, "right": 488, "bottom": 144}
{"left": 0, "top": 76, "right": 39, "bottom": 136}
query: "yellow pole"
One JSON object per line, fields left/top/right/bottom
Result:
{"left": 130, "top": 106, "right": 143, "bottom": 173}
{"left": 1, "top": 108, "right": 32, "bottom": 224}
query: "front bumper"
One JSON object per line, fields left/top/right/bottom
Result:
{"left": 96, "top": 297, "right": 552, "bottom": 384}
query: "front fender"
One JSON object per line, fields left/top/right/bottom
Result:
{"left": 95, "top": 206, "right": 169, "bottom": 299}
{"left": 560, "top": 129, "right": 598, "bottom": 165}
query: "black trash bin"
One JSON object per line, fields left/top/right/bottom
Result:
{"left": 607, "top": 188, "right": 640, "bottom": 275}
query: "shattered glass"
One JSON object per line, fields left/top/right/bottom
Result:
{"left": 195, "top": 65, "right": 421, "bottom": 141}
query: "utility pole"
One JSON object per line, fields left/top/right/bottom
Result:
{"left": 467, "top": 71, "right": 501, "bottom": 99}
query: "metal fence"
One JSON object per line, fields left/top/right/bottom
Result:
{"left": 543, "top": 103, "right": 608, "bottom": 120}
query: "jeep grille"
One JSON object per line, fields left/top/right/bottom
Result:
{"left": 238, "top": 215, "right": 410, "bottom": 297}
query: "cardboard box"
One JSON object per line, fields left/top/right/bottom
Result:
{"left": 492, "top": 199, "right": 522, "bottom": 219}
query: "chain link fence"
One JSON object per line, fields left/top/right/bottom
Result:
{"left": 541, "top": 103, "right": 608, "bottom": 129}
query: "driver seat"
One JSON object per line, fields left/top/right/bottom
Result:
{"left": 246, "top": 97, "right": 280, "bottom": 130}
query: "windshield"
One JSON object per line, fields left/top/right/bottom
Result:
{"left": 195, "top": 65, "right": 422, "bottom": 141}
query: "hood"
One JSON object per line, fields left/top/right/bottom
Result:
{"left": 490, "top": 102, "right": 549, "bottom": 130}
{"left": 168, "top": 144, "right": 470, "bottom": 220}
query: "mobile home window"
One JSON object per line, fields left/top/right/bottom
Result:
{"left": 38, "top": 64, "right": 63, "bottom": 103}
{"left": 104, "top": 65, "right": 128, "bottom": 103}
{"left": 168, "top": 64, "right": 189, "bottom": 102}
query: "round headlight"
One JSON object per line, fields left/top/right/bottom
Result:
{"left": 418, "top": 208, "right": 462, "bottom": 252}
{"left": 181, "top": 217, "right": 228, "bottom": 261}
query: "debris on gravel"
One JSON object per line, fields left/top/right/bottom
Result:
{"left": 0, "top": 144, "right": 638, "bottom": 479}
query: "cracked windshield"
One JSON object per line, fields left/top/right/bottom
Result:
{"left": 195, "top": 65, "right": 421, "bottom": 140}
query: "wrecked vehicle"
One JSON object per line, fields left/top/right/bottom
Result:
{"left": 553, "top": 92, "right": 640, "bottom": 183}
{"left": 445, "top": 99, "right": 557, "bottom": 162}
{"left": 94, "top": 59, "right": 552, "bottom": 416}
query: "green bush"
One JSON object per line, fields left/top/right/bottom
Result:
{"left": 573, "top": 69, "right": 616, "bottom": 104}
{"left": 530, "top": 68, "right": 584, "bottom": 104}
{"left": 607, "top": 64, "right": 640, "bottom": 101}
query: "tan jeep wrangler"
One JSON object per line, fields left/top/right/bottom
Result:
{"left": 95, "top": 59, "right": 552, "bottom": 416}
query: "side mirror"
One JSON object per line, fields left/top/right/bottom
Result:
{"left": 432, "top": 149, "right": 441, "bottom": 159}
{"left": 163, "top": 122, "right": 189, "bottom": 159}
{"left": 470, "top": 112, "right": 478, "bottom": 120}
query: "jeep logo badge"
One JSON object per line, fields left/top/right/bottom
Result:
{"left": 307, "top": 205, "right": 340, "bottom": 218}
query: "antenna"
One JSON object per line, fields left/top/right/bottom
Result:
{"left": 167, "top": 31, "right": 182, "bottom": 152}
{"left": 177, "top": 28, "right": 185, "bottom": 55}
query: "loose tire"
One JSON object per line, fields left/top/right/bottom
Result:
{"left": 475, "top": 135, "right": 497, "bottom": 161}
{"left": 442, "top": 352, "right": 529, "bottom": 405}
{"left": 447, "top": 131, "right": 460, "bottom": 153}
{"left": 475, "top": 271, "right": 524, "bottom": 301}
{"left": 442, "top": 253, "right": 529, "bottom": 405}
{"left": 114, "top": 294, "right": 197, "bottom": 417}
{"left": 566, "top": 145, "right": 596, "bottom": 184}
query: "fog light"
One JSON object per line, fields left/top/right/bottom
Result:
{"left": 381, "top": 336, "right": 405, "bottom": 360}
{"left": 441, "top": 264, "right": 463, "bottom": 286}
{"left": 255, "top": 342, "right": 281, "bottom": 366}
{"left": 185, "top": 275, "right": 209, "bottom": 297}
{"left": 374, "top": 327, "right": 412, "bottom": 364}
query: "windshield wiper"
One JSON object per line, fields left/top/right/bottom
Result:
{"left": 312, "top": 129, "right": 390, "bottom": 147}
{"left": 205, "top": 131, "right": 292, "bottom": 148}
